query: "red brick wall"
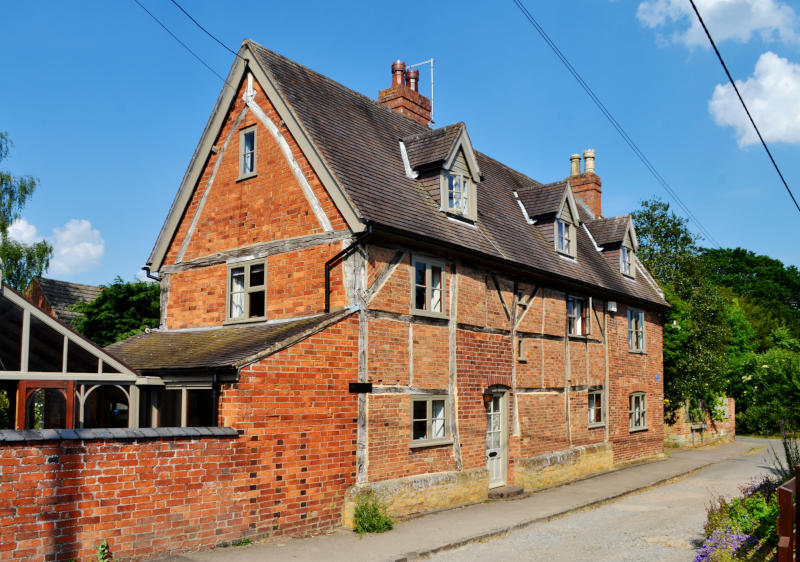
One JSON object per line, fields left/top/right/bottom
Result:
{"left": 25, "top": 280, "right": 55, "bottom": 319}
{"left": 161, "top": 75, "right": 351, "bottom": 329}
{"left": 0, "top": 316, "right": 359, "bottom": 560}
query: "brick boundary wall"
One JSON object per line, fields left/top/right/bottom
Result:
{"left": 0, "top": 429, "right": 259, "bottom": 561}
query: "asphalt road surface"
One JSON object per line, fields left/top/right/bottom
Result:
{"left": 431, "top": 437, "right": 776, "bottom": 562}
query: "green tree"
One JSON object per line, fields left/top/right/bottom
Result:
{"left": 0, "top": 132, "right": 52, "bottom": 290}
{"left": 71, "top": 277, "right": 160, "bottom": 347}
{"left": 631, "top": 197, "right": 698, "bottom": 286}
{"left": 632, "top": 198, "right": 732, "bottom": 417}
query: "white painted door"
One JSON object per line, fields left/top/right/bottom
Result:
{"left": 486, "top": 391, "right": 507, "bottom": 488}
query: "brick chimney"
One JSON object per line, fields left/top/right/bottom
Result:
{"left": 378, "top": 60, "right": 432, "bottom": 126}
{"left": 568, "top": 149, "right": 602, "bottom": 219}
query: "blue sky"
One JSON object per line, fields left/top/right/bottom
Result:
{"left": 2, "top": 0, "right": 799, "bottom": 286}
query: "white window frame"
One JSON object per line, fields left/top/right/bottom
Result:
{"left": 226, "top": 259, "right": 266, "bottom": 323}
{"left": 588, "top": 390, "right": 604, "bottom": 427}
{"left": 410, "top": 396, "right": 451, "bottom": 447}
{"left": 447, "top": 173, "right": 469, "bottom": 214}
{"left": 620, "top": 245, "right": 634, "bottom": 277}
{"left": 568, "top": 296, "right": 590, "bottom": 336}
{"left": 629, "top": 392, "right": 647, "bottom": 432}
{"left": 239, "top": 125, "right": 257, "bottom": 180}
{"left": 627, "top": 308, "right": 645, "bottom": 352}
{"left": 411, "top": 256, "right": 446, "bottom": 317}
{"left": 556, "top": 219, "right": 574, "bottom": 257}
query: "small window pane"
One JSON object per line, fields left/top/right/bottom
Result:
{"left": 412, "top": 420, "right": 427, "bottom": 440}
{"left": 187, "top": 390, "right": 215, "bottom": 427}
{"left": 250, "top": 264, "right": 264, "bottom": 287}
{"left": 415, "top": 262, "right": 426, "bottom": 286}
{"left": 413, "top": 400, "right": 427, "bottom": 420}
{"left": 415, "top": 287, "right": 427, "bottom": 311}
{"left": 67, "top": 341, "right": 98, "bottom": 373}
{"left": 29, "top": 316, "right": 64, "bottom": 372}
{"left": 231, "top": 267, "right": 245, "bottom": 291}
{"left": 0, "top": 297, "right": 23, "bottom": 371}
{"left": 249, "top": 290, "right": 265, "bottom": 318}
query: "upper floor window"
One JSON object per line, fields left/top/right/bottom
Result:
{"left": 239, "top": 126, "right": 257, "bottom": 179}
{"left": 227, "top": 260, "right": 265, "bottom": 322}
{"left": 568, "top": 296, "right": 589, "bottom": 336}
{"left": 628, "top": 308, "right": 645, "bottom": 352}
{"left": 412, "top": 257, "right": 445, "bottom": 315}
{"left": 556, "top": 219, "right": 573, "bottom": 256}
{"left": 447, "top": 173, "right": 469, "bottom": 214}
{"left": 621, "top": 245, "right": 633, "bottom": 277}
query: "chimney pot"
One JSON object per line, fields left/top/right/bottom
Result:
{"left": 405, "top": 68, "right": 419, "bottom": 92}
{"left": 570, "top": 154, "right": 581, "bottom": 177}
{"left": 391, "top": 60, "right": 406, "bottom": 88}
{"left": 583, "top": 148, "right": 596, "bottom": 174}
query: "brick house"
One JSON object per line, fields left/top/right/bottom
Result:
{"left": 26, "top": 277, "right": 102, "bottom": 328}
{"left": 0, "top": 40, "right": 667, "bottom": 558}
{"left": 118, "top": 40, "right": 666, "bottom": 520}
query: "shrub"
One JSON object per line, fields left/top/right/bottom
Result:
{"left": 353, "top": 492, "right": 393, "bottom": 535}
{"left": 768, "top": 421, "right": 800, "bottom": 481}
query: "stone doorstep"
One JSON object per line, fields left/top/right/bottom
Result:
{"left": 488, "top": 485, "right": 524, "bottom": 500}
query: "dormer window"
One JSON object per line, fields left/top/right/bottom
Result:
{"left": 621, "top": 245, "right": 633, "bottom": 277}
{"left": 556, "top": 219, "right": 572, "bottom": 256}
{"left": 447, "top": 173, "right": 469, "bottom": 214}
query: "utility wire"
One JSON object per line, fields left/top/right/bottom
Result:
{"left": 131, "top": 0, "right": 235, "bottom": 90}
{"left": 513, "top": 0, "right": 720, "bottom": 247}
{"left": 168, "top": 0, "right": 247, "bottom": 62}
{"left": 689, "top": 0, "right": 800, "bottom": 215}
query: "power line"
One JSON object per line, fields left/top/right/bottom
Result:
{"left": 689, "top": 0, "right": 800, "bottom": 215}
{"left": 168, "top": 0, "right": 247, "bottom": 63}
{"left": 131, "top": 0, "right": 235, "bottom": 90}
{"left": 512, "top": 0, "right": 720, "bottom": 247}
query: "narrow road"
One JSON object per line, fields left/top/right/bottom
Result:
{"left": 432, "top": 437, "right": 775, "bottom": 562}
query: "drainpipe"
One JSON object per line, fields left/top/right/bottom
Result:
{"left": 324, "top": 225, "right": 372, "bottom": 313}
{"left": 141, "top": 266, "right": 161, "bottom": 282}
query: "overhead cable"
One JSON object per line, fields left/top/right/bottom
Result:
{"left": 513, "top": 0, "right": 720, "bottom": 246}
{"left": 689, "top": 0, "right": 800, "bottom": 215}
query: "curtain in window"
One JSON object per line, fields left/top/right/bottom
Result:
{"left": 431, "top": 399, "right": 445, "bottom": 438}
{"left": 230, "top": 268, "right": 245, "bottom": 318}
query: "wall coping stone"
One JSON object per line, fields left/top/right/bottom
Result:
{"left": 0, "top": 427, "right": 237, "bottom": 443}
{"left": 516, "top": 442, "right": 611, "bottom": 470}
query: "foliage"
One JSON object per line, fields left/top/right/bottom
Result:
{"left": 0, "top": 389, "right": 9, "bottom": 429}
{"left": 71, "top": 277, "right": 160, "bottom": 347}
{"left": 353, "top": 492, "right": 393, "bottom": 535}
{"left": 697, "top": 474, "right": 781, "bottom": 561}
{"left": 96, "top": 540, "right": 111, "bottom": 562}
{"left": 631, "top": 197, "right": 698, "bottom": 287}
{"left": 0, "top": 132, "right": 52, "bottom": 291}
{"left": 735, "top": 344, "right": 800, "bottom": 434}
{"left": 232, "top": 538, "right": 252, "bottom": 547}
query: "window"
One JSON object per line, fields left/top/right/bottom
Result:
{"left": 516, "top": 337, "right": 526, "bottom": 362}
{"left": 447, "top": 173, "right": 469, "bottom": 214}
{"left": 139, "top": 386, "right": 216, "bottom": 428}
{"left": 629, "top": 392, "right": 647, "bottom": 431}
{"left": 568, "top": 296, "right": 589, "bottom": 336}
{"left": 411, "top": 396, "right": 449, "bottom": 446}
{"left": 239, "top": 126, "right": 257, "bottom": 179}
{"left": 588, "top": 390, "right": 603, "bottom": 427}
{"left": 628, "top": 308, "right": 645, "bottom": 351}
{"left": 556, "top": 219, "right": 572, "bottom": 256}
{"left": 412, "top": 257, "right": 445, "bottom": 315}
{"left": 621, "top": 246, "right": 633, "bottom": 277}
{"left": 227, "top": 260, "right": 266, "bottom": 321}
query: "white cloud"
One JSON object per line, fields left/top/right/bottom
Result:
{"left": 709, "top": 51, "right": 800, "bottom": 146}
{"left": 7, "top": 218, "right": 43, "bottom": 245}
{"left": 637, "top": 0, "right": 798, "bottom": 47}
{"left": 49, "top": 219, "right": 105, "bottom": 275}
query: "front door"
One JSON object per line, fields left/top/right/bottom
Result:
{"left": 486, "top": 390, "right": 508, "bottom": 488}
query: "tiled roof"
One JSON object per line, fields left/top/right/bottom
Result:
{"left": 36, "top": 278, "right": 103, "bottom": 326}
{"left": 106, "top": 310, "right": 352, "bottom": 372}
{"left": 517, "top": 181, "right": 567, "bottom": 218}
{"left": 242, "top": 43, "right": 667, "bottom": 308}
{"left": 585, "top": 216, "right": 631, "bottom": 247}
{"left": 403, "top": 123, "right": 463, "bottom": 170}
